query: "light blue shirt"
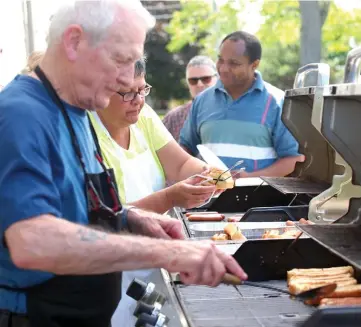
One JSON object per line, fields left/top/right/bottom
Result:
{"left": 179, "top": 72, "right": 300, "bottom": 171}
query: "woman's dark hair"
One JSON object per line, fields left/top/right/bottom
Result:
{"left": 221, "top": 31, "right": 262, "bottom": 63}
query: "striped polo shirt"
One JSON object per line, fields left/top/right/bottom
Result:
{"left": 179, "top": 71, "right": 300, "bottom": 172}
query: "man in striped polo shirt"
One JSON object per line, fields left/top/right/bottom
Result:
{"left": 180, "top": 31, "right": 304, "bottom": 177}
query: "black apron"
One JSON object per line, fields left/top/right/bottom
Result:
{"left": 0, "top": 66, "right": 125, "bottom": 327}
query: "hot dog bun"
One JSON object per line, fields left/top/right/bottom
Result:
{"left": 287, "top": 266, "right": 356, "bottom": 296}
{"left": 320, "top": 297, "right": 361, "bottom": 307}
{"left": 211, "top": 223, "right": 247, "bottom": 241}
{"left": 223, "top": 223, "right": 247, "bottom": 241}
{"left": 211, "top": 233, "right": 229, "bottom": 241}
{"left": 306, "top": 285, "right": 361, "bottom": 305}
{"left": 288, "top": 266, "right": 354, "bottom": 282}
{"left": 205, "top": 168, "right": 234, "bottom": 190}
{"left": 289, "top": 278, "right": 357, "bottom": 295}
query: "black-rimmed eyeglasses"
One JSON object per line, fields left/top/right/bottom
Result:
{"left": 117, "top": 84, "right": 152, "bottom": 102}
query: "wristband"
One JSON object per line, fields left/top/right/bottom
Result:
{"left": 121, "top": 205, "right": 136, "bottom": 232}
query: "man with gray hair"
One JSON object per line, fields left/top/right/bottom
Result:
{"left": 0, "top": 1, "right": 246, "bottom": 326}
{"left": 163, "top": 55, "right": 217, "bottom": 142}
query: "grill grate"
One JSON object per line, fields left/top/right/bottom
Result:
{"left": 175, "top": 281, "right": 314, "bottom": 327}
{"left": 260, "top": 177, "right": 329, "bottom": 195}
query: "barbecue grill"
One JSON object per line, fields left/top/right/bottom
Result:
{"left": 264, "top": 51, "right": 361, "bottom": 224}
{"left": 145, "top": 47, "right": 361, "bottom": 327}
{"left": 297, "top": 46, "right": 361, "bottom": 271}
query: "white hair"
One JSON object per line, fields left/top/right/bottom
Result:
{"left": 47, "top": 0, "right": 155, "bottom": 46}
{"left": 187, "top": 55, "right": 217, "bottom": 73}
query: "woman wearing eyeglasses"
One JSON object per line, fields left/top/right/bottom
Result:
{"left": 90, "top": 58, "right": 216, "bottom": 213}
{"left": 89, "top": 58, "right": 218, "bottom": 326}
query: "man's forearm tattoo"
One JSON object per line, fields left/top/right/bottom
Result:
{"left": 77, "top": 228, "right": 107, "bottom": 242}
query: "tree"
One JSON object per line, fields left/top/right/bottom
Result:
{"left": 299, "top": 0, "right": 331, "bottom": 66}
{"left": 166, "top": 0, "right": 248, "bottom": 58}
{"left": 322, "top": 2, "right": 361, "bottom": 82}
{"left": 167, "top": 0, "right": 361, "bottom": 90}
{"left": 256, "top": 1, "right": 301, "bottom": 89}
{"left": 145, "top": 26, "right": 200, "bottom": 110}
{"left": 258, "top": 1, "right": 361, "bottom": 85}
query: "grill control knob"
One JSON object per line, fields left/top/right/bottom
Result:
{"left": 127, "top": 278, "right": 167, "bottom": 305}
{"left": 134, "top": 301, "right": 162, "bottom": 317}
{"left": 135, "top": 313, "right": 168, "bottom": 327}
{"left": 127, "top": 278, "right": 151, "bottom": 301}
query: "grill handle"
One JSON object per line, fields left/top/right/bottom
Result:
{"left": 344, "top": 46, "right": 361, "bottom": 83}
{"left": 293, "top": 63, "right": 330, "bottom": 88}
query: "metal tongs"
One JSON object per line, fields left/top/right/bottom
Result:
{"left": 191, "top": 160, "right": 245, "bottom": 208}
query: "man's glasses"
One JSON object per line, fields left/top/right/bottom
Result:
{"left": 187, "top": 75, "right": 216, "bottom": 86}
{"left": 117, "top": 84, "right": 152, "bottom": 102}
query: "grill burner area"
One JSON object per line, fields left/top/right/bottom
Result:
{"left": 260, "top": 177, "right": 329, "bottom": 195}
{"left": 175, "top": 281, "right": 314, "bottom": 327}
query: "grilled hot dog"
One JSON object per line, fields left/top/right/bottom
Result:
{"left": 187, "top": 214, "right": 225, "bottom": 222}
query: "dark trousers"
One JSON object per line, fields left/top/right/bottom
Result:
{"left": 0, "top": 311, "right": 30, "bottom": 327}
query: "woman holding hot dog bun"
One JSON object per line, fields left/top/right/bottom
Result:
{"left": 89, "top": 58, "right": 221, "bottom": 213}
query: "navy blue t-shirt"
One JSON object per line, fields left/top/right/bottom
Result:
{"left": 0, "top": 75, "right": 102, "bottom": 313}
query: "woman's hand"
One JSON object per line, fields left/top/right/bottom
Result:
{"left": 165, "top": 175, "right": 216, "bottom": 209}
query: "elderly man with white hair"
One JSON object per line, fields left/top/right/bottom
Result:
{"left": 0, "top": 1, "right": 246, "bottom": 326}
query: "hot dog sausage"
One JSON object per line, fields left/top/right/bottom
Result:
{"left": 185, "top": 211, "right": 219, "bottom": 217}
{"left": 187, "top": 214, "right": 225, "bottom": 221}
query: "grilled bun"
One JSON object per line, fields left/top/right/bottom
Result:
{"left": 211, "top": 233, "right": 229, "bottom": 241}
{"left": 320, "top": 297, "right": 361, "bottom": 307}
{"left": 287, "top": 266, "right": 356, "bottom": 296}
{"left": 206, "top": 168, "right": 234, "bottom": 190}
{"left": 224, "top": 223, "right": 247, "bottom": 241}
{"left": 306, "top": 285, "right": 361, "bottom": 305}
{"left": 288, "top": 266, "right": 354, "bottom": 282}
{"left": 289, "top": 278, "right": 357, "bottom": 295}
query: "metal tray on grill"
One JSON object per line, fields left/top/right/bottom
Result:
{"left": 188, "top": 221, "right": 308, "bottom": 239}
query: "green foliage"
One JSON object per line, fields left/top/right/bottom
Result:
{"left": 257, "top": 1, "right": 300, "bottom": 46}
{"left": 166, "top": 0, "right": 361, "bottom": 91}
{"left": 257, "top": 1, "right": 301, "bottom": 89}
{"left": 144, "top": 27, "right": 200, "bottom": 104}
{"left": 166, "top": 0, "right": 247, "bottom": 59}
{"left": 323, "top": 2, "right": 361, "bottom": 82}
{"left": 258, "top": 0, "right": 361, "bottom": 86}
